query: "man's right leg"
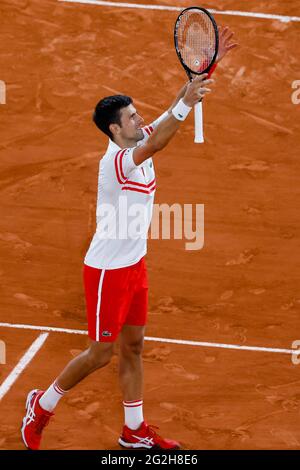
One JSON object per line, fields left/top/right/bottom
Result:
{"left": 36, "top": 257, "right": 115, "bottom": 414}
{"left": 21, "top": 341, "right": 114, "bottom": 450}
{"left": 39, "top": 340, "right": 114, "bottom": 411}
{"left": 21, "top": 262, "right": 129, "bottom": 450}
{"left": 56, "top": 340, "right": 113, "bottom": 391}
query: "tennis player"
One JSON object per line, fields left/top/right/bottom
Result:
{"left": 21, "top": 27, "right": 237, "bottom": 450}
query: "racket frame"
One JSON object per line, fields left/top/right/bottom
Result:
{"left": 174, "top": 7, "right": 219, "bottom": 143}
{"left": 174, "top": 6, "right": 219, "bottom": 79}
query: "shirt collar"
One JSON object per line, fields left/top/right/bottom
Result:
{"left": 107, "top": 138, "right": 121, "bottom": 153}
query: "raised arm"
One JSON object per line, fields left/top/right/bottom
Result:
{"left": 167, "top": 82, "right": 189, "bottom": 114}
{"left": 132, "top": 74, "right": 214, "bottom": 166}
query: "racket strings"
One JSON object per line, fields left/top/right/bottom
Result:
{"left": 177, "top": 10, "right": 216, "bottom": 74}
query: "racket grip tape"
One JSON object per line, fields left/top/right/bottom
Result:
{"left": 193, "top": 63, "right": 217, "bottom": 143}
{"left": 194, "top": 101, "right": 204, "bottom": 144}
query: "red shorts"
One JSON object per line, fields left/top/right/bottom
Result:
{"left": 83, "top": 257, "right": 148, "bottom": 342}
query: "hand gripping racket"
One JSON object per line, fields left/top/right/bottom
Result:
{"left": 174, "top": 7, "right": 219, "bottom": 143}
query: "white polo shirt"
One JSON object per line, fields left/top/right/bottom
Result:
{"left": 84, "top": 115, "right": 166, "bottom": 270}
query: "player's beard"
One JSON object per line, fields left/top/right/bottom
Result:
{"left": 136, "top": 128, "right": 144, "bottom": 141}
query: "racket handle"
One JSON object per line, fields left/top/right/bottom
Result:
{"left": 194, "top": 101, "right": 204, "bottom": 144}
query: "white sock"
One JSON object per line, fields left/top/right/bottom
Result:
{"left": 39, "top": 381, "right": 67, "bottom": 412}
{"left": 123, "top": 399, "right": 144, "bottom": 430}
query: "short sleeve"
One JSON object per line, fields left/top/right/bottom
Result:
{"left": 142, "top": 124, "right": 154, "bottom": 138}
{"left": 141, "top": 111, "right": 169, "bottom": 140}
{"left": 114, "top": 147, "right": 137, "bottom": 184}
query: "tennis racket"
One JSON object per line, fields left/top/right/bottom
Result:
{"left": 174, "top": 7, "right": 219, "bottom": 143}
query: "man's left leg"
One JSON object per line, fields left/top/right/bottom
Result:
{"left": 117, "top": 258, "right": 180, "bottom": 449}
{"left": 119, "top": 324, "right": 145, "bottom": 404}
{"left": 118, "top": 324, "right": 180, "bottom": 450}
{"left": 119, "top": 324, "right": 145, "bottom": 433}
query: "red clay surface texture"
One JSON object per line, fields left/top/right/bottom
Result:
{"left": 0, "top": 0, "right": 300, "bottom": 450}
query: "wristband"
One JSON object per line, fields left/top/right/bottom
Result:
{"left": 172, "top": 98, "right": 192, "bottom": 121}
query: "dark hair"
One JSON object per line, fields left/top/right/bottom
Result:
{"left": 93, "top": 95, "right": 133, "bottom": 140}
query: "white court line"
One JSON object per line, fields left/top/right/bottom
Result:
{"left": 58, "top": 0, "right": 300, "bottom": 23}
{"left": 0, "top": 322, "right": 296, "bottom": 355}
{"left": 0, "top": 333, "right": 49, "bottom": 401}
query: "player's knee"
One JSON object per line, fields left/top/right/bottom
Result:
{"left": 122, "top": 338, "right": 144, "bottom": 357}
{"left": 87, "top": 344, "right": 113, "bottom": 369}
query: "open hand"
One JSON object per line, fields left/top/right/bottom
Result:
{"left": 216, "top": 26, "right": 239, "bottom": 63}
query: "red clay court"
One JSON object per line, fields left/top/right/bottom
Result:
{"left": 0, "top": 0, "right": 300, "bottom": 450}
